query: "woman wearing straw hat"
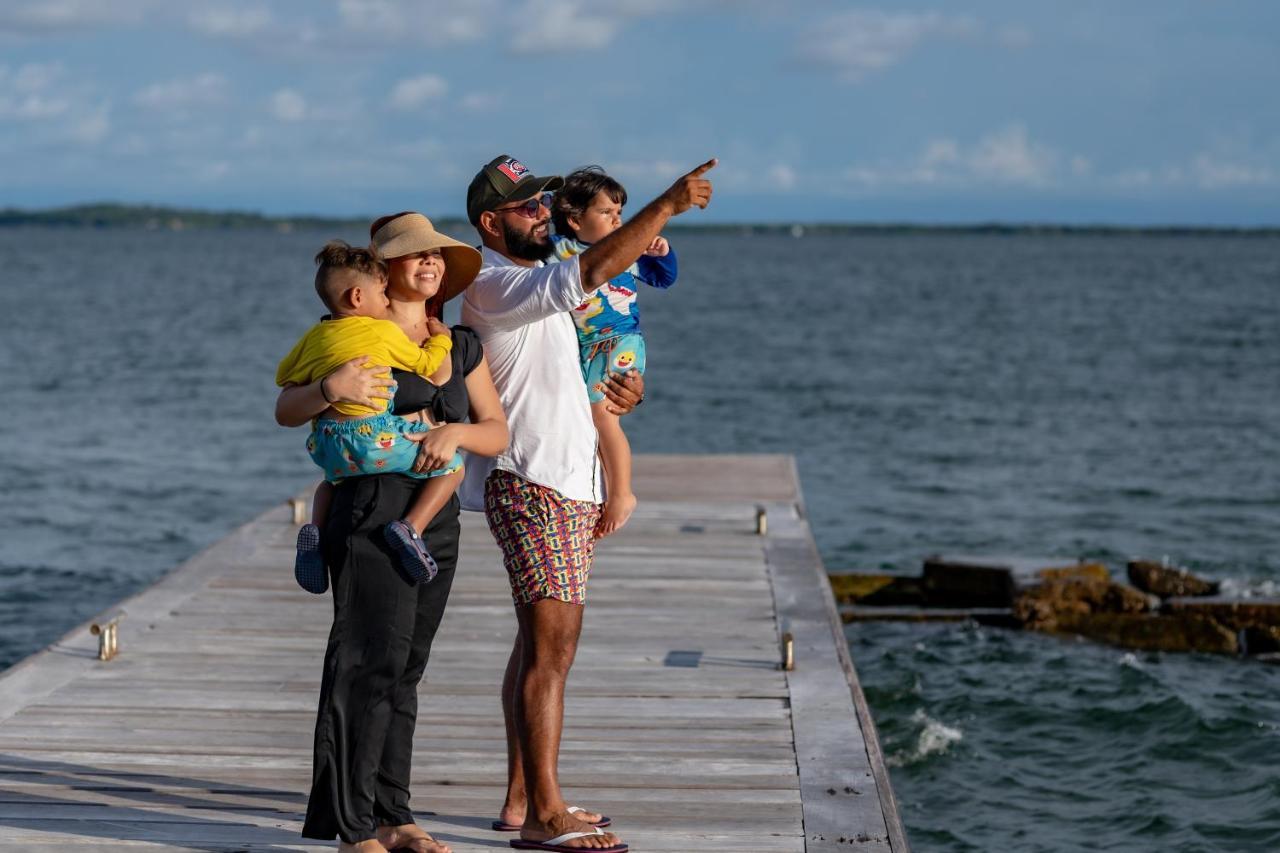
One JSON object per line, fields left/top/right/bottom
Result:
{"left": 276, "top": 212, "right": 509, "bottom": 853}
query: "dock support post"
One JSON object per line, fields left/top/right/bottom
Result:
{"left": 755, "top": 505, "right": 768, "bottom": 536}
{"left": 288, "top": 498, "right": 307, "bottom": 525}
{"left": 89, "top": 613, "right": 123, "bottom": 661}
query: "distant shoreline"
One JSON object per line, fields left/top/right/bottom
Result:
{"left": 1, "top": 203, "right": 1277, "bottom": 236}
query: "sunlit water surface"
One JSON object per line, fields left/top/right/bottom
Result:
{"left": 2, "top": 228, "right": 1278, "bottom": 851}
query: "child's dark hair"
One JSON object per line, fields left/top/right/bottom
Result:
{"left": 314, "top": 240, "right": 387, "bottom": 312}
{"left": 552, "top": 166, "right": 627, "bottom": 238}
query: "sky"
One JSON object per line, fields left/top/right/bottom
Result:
{"left": 2, "top": 0, "right": 1278, "bottom": 225}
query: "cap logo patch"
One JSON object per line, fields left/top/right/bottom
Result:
{"left": 496, "top": 158, "right": 529, "bottom": 182}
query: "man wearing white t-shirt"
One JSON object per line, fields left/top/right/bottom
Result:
{"left": 460, "top": 154, "right": 714, "bottom": 853}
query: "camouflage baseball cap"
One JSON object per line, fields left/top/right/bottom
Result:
{"left": 466, "top": 155, "right": 564, "bottom": 226}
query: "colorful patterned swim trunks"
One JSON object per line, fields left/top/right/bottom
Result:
{"left": 484, "top": 469, "right": 602, "bottom": 606}
{"left": 581, "top": 332, "right": 646, "bottom": 404}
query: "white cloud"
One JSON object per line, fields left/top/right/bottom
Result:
{"left": 610, "top": 159, "right": 684, "bottom": 184}
{"left": 11, "top": 62, "right": 64, "bottom": 92}
{"left": 510, "top": 0, "right": 620, "bottom": 53}
{"left": 795, "top": 10, "right": 979, "bottom": 82}
{"left": 1190, "top": 153, "right": 1274, "bottom": 189}
{"left": 844, "top": 123, "right": 1066, "bottom": 188}
{"left": 337, "top": 0, "right": 495, "bottom": 44}
{"left": 188, "top": 7, "right": 271, "bottom": 37}
{"left": 461, "top": 92, "right": 499, "bottom": 113}
{"left": 134, "top": 73, "right": 229, "bottom": 110}
{"left": 767, "top": 163, "right": 797, "bottom": 191}
{"left": 967, "top": 124, "right": 1055, "bottom": 185}
{"left": 270, "top": 88, "right": 306, "bottom": 121}
{"left": 0, "top": 0, "right": 156, "bottom": 33}
{"left": 70, "top": 106, "right": 110, "bottom": 143}
{"left": 0, "top": 63, "right": 71, "bottom": 120}
{"left": 389, "top": 75, "right": 448, "bottom": 110}
{"left": 198, "top": 160, "right": 232, "bottom": 180}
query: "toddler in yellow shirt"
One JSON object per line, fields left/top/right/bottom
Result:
{"left": 276, "top": 241, "right": 462, "bottom": 593}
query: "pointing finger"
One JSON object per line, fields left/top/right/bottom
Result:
{"left": 688, "top": 157, "right": 718, "bottom": 177}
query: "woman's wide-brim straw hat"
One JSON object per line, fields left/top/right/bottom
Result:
{"left": 371, "top": 212, "right": 482, "bottom": 302}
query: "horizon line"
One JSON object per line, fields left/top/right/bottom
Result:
{"left": 2, "top": 201, "right": 1278, "bottom": 233}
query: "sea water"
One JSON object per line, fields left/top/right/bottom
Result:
{"left": 2, "top": 228, "right": 1278, "bottom": 851}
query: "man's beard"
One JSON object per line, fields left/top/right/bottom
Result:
{"left": 502, "top": 218, "right": 552, "bottom": 262}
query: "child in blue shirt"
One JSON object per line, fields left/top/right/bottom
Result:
{"left": 550, "top": 166, "right": 678, "bottom": 535}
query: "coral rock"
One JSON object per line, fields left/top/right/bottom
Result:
{"left": 1127, "top": 560, "right": 1219, "bottom": 598}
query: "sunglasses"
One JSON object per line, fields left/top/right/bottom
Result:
{"left": 493, "top": 192, "right": 553, "bottom": 219}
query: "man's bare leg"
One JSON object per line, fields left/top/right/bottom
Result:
{"left": 498, "top": 633, "right": 605, "bottom": 829}
{"left": 499, "top": 634, "right": 528, "bottom": 825}
{"left": 512, "top": 598, "right": 621, "bottom": 849}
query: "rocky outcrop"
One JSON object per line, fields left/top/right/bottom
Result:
{"left": 1056, "top": 612, "right": 1239, "bottom": 655}
{"left": 833, "top": 556, "right": 1277, "bottom": 658}
{"left": 1127, "top": 560, "right": 1219, "bottom": 598}
{"left": 1013, "top": 577, "right": 1154, "bottom": 631}
{"left": 828, "top": 573, "right": 923, "bottom": 607}
{"left": 920, "top": 557, "right": 1109, "bottom": 609}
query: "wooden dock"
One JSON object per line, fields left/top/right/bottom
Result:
{"left": 0, "top": 455, "right": 907, "bottom": 852}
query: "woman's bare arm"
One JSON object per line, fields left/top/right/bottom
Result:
{"left": 459, "top": 356, "right": 509, "bottom": 456}
{"left": 274, "top": 355, "right": 394, "bottom": 427}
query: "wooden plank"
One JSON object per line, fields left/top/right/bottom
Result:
{"left": 0, "top": 454, "right": 905, "bottom": 851}
{"left": 763, "top": 465, "right": 911, "bottom": 852}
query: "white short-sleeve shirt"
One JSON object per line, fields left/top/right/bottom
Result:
{"left": 458, "top": 246, "right": 602, "bottom": 508}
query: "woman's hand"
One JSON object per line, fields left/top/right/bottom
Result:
{"left": 601, "top": 371, "right": 645, "bottom": 416}
{"left": 409, "top": 423, "right": 462, "bottom": 473}
{"left": 325, "top": 355, "right": 395, "bottom": 409}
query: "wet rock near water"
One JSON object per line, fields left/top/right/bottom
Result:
{"left": 833, "top": 555, "right": 1280, "bottom": 658}
{"left": 828, "top": 573, "right": 923, "bottom": 607}
{"left": 1012, "top": 577, "right": 1154, "bottom": 632}
{"left": 1127, "top": 560, "right": 1220, "bottom": 598}
{"left": 920, "top": 556, "right": 1109, "bottom": 609}
{"left": 1051, "top": 612, "right": 1240, "bottom": 655}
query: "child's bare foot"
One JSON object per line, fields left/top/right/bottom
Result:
{"left": 595, "top": 492, "right": 637, "bottom": 539}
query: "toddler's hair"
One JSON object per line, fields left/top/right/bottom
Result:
{"left": 552, "top": 166, "right": 628, "bottom": 238}
{"left": 314, "top": 240, "right": 387, "bottom": 312}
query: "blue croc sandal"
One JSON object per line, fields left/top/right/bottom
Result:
{"left": 294, "top": 523, "right": 328, "bottom": 594}
{"left": 384, "top": 520, "right": 439, "bottom": 585}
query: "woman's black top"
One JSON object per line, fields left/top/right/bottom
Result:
{"left": 390, "top": 325, "right": 484, "bottom": 423}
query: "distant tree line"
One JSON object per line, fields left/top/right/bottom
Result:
{"left": 0, "top": 203, "right": 1275, "bottom": 236}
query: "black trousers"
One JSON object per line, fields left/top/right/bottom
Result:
{"left": 302, "top": 475, "right": 461, "bottom": 843}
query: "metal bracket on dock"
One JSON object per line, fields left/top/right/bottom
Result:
{"left": 89, "top": 612, "right": 123, "bottom": 661}
{"left": 755, "top": 505, "right": 768, "bottom": 536}
{"left": 780, "top": 631, "right": 795, "bottom": 671}
{"left": 288, "top": 497, "right": 307, "bottom": 525}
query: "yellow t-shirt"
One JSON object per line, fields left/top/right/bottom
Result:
{"left": 275, "top": 315, "right": 452, "bottom": 417}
